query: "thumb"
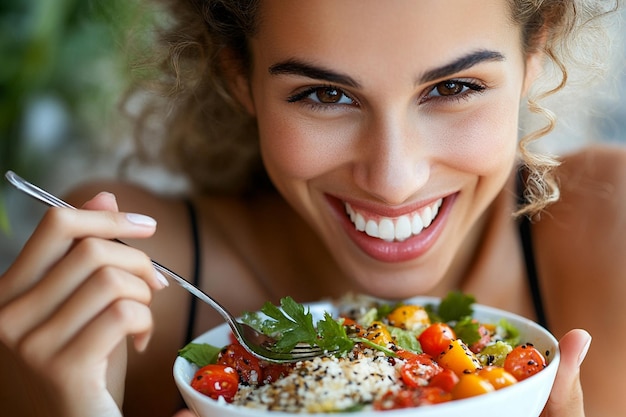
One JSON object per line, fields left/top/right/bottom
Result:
{"left": 542, "top": 329, "right": 591, "bottom": 417}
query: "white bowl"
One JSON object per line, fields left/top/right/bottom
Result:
{"left": 174, "top": 296, "right": 559, "bottom": 417}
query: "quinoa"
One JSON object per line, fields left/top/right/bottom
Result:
{"left": 234, "top": 346, "right": 404, "bottom": 412}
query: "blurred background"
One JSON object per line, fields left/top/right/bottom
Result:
{"left": 1, "top": 1, "right": 626, "bottom": 272}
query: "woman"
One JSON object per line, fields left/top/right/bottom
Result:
{"left": 1, "top": 1, "right": 624, "bottom": 416}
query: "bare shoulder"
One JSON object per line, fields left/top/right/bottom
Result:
{"left": 540, "top": 143, "right": 626, "bottom": 242}
{"left": 534, "top": 146, "right": 626, "bottom": 416}
{"left": 532, "top": 143, "right": 626, "bottom": 325}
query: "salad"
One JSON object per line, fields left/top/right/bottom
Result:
{"left": 178, "top": 292, "right": 550, "bottom": 412}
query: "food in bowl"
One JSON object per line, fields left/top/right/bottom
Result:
{"left": 174, "top": 293, "right": 559, "bottom": 417}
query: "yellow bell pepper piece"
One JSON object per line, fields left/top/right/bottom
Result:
{"left": 437, "top": 339, "right": 482, "bottom": 376}
{"left": 386, "top": 305, "right": 430, "bottom": 331}
{"left": 452, "top": 374, "right": 495, "bottom": 399}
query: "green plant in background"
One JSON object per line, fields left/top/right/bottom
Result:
{"left": 0, "top": 0, "right": 156, "bottom": 234}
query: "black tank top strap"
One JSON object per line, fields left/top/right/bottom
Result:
{"left": 183, "top": 199, "right": 202, "bottom": 343}
{"left": 516, "top": 169, "right": 550, "bottom": 330}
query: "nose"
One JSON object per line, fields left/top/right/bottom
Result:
{"left": 352, "top": 114, "right": 430, "bottom": 205}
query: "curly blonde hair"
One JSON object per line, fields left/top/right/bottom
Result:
{"left": 126, "top": 0, "right": 620, "bottom": 211}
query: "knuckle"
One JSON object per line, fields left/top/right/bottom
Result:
{"left": 73, "top": 237, "right": 107, "bottom": 261}
{"left": 109, "top": 300, "right": 153, "bottom": 333}
{"left": 94, "top": 266, "right": 127, "bottom": 292}
{"left": 40, "top": 207, "right": 76, "bottom": 236}
{"left": 17, "top": 331, "right": 48, "bottom": 369}
{"left": 109, "top": 299, "right": 142, "bottom": 323}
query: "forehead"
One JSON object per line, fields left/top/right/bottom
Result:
{"left": 252, "top": 0, "right": 521, "bottom": 81}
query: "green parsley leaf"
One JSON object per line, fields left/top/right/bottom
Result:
{"left": 243, "top": 297, "right": 355, "bottom": 355}
{"left": 437, "top": 291, "right": 476, "bottom": 322}
{"left": 178, "top": 342, "right": 221, "bottom": 367}
{"left": 453, "top": 316, "right": 481, "bottom": 345}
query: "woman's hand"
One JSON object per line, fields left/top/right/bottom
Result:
{"left": 541, "top": 329, "right": 592, "bottom": 417}
{"left": 0, "top": 192, "right": 168, "bottom": 417}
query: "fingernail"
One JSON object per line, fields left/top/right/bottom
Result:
{"left": 577, "top": 335, "right": 592, "bottom": 367}
{"left": 126, "top": 213, "right": 157, "bottom": 227}
{"left": 155, "top": 268, "right": 169, "bottom": 288}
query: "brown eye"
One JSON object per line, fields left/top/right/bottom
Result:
{"left": 316, "top": 87, "right": 344, "bottom": 103}
{"left": 435, "top": 81, "right": 464, "bottom": 96}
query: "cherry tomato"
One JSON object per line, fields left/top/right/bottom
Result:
{"left": 217, "top": 342, "right": 263, "bottom": 385}
{"left": 428, "top": 368, "right": 459, "bottom": 392}
{"left": 374, "top": 387, "right": 451, "bottom": 410}
{"left": 260, "top": 362, "right": 294, "bottom": 385}
{"left": 503, "top": 343, "right": 547, "bottom": 381}
{"left": 400, "top": 353, "right": 442, "bottom": 388}
{"left": 418, "top": 323, "right": 456, "bottom": 357}
{"left": 191, "top": 364, "right": 239, "bottom": 402}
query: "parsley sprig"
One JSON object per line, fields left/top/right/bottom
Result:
{"left": 242, "top": 296, "right": 355, "bottom": 355}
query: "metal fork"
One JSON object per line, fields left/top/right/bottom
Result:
{"left": 4, "top": 170, "right": 332, "bottom": 363}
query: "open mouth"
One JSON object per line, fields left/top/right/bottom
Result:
{"left": 344, "top": 198, "right": 443, "bottom": 242}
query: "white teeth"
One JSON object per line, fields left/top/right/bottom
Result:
{"left": 379, "top": 218, "right": 395, "bottom": 241}
{"left": 365, "top": 220, "right": 379, "bottom": 238}
{"left": 411, "top": 214, "right": 424, "bottom": 235}
{"left": 421, "top": 206, "right": 433, "bottom": 228}
{"left": 345, "top": 198, "right": 443, "bottom": 242}
{"left": 355, "top": 212, "right": 366, "bottom": 231}
{"left": 395, "top": 216, "right": 412, "bottom": 241}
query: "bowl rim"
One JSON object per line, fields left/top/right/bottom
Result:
{"left": 174, "top": 296, "right": 560, "bottom": 416}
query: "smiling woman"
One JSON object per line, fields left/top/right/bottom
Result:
{"left": 0, "top": 1, "right": 625, "bottom": 417}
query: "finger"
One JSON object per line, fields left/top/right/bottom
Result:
{"left": 16, "top": 267, "right": 153, "bottom": 367}
{"left": 39, "top": 298, "right": 154, "bottom": 389}
{"left": 542, "top": 329, "right": 591, "bottom": 417}
{"left": 81, "top": 191, "right": 119, "bottom": 211}
{"left": 0, "top": 238, "right": 164, "bottom": 348}
{"left": 0, "top": 208, "right": 158, "bottom": 305}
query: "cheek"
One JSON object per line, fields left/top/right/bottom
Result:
{"left": 257, "top": 113, "right": 353, "bottom": 183}
{"left": 433, "top": 99, "right": 519, "bottom": 174}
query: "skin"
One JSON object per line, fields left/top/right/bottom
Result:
{"left": 0, "top": 1, "right": 625, "bottom": 416}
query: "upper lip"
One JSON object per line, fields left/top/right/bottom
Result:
{"left": 333, "top": 193, "right": 453, "bottom": 218}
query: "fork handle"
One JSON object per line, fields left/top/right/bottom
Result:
{"left": 4, "top": 170, "right": 236, "bottom": 326}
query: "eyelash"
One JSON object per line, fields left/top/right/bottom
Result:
{"left": 286, "top": 79, "right": 487, "bottom": 109}
{"left": 287, "top": 85, "right": 357, "bottom": 109}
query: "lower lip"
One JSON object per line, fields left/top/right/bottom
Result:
{"left": 328, "top": 194, "right": 456, "bottom": 263}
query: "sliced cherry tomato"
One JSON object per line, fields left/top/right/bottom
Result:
{"left": 428, "top": 368, "right": 459, "bottom": 392}
{"left": 400, "top": 353, "right": 442, "bottom": 388}
{"left": 418, "top": 323, "right": 456, "bottom": 357}
{"left": 217, "top": 342, "right": 263, "bottom": 385}
{"left": 191, "top": 364, "right": 239, "bottom": 402}
{"left": 260, "top": 362, "right": 294, "bottom": 385}
{"left": 374, "top": 387, "right": 451, "bottom": 410}
{"left": 503, "top": 343, "right": 547, "bottom": 381}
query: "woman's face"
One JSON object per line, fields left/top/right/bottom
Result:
{"left": 242, "top": 0, "right": 534, "bottom": 297}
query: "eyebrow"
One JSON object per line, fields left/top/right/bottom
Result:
{"left": 268, "top": 59, "right": 361, "bottom": 88}
{"left": 267, "top": 49, "right": 505, "bottom": 88}
{"left": 418, "top": 49, "right": 506, "bottom": 84}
